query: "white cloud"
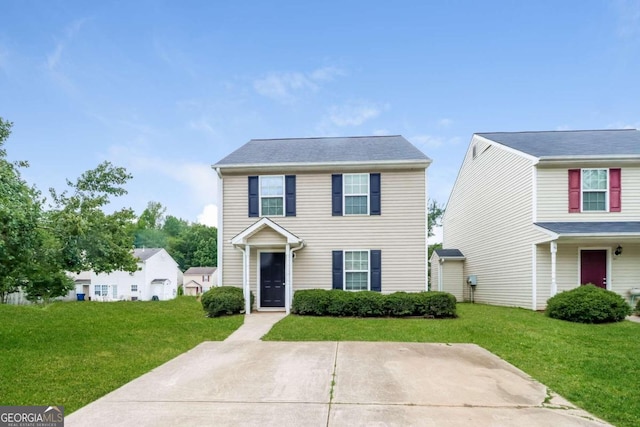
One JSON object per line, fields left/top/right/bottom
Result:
{"left": 197, "top": 204, "right": 218, "bottom": 227}
{"left": 253, "top": 66, "right": 344, "bottom": 103}
{"left": 427, "top": 226, "right": 443, "bottom": 245}
{"left": 45, "top": 18, "right": 87, "bottom": 71}
{"left": 188, "top": 117, "right": 218, "bottom": 137}
{"left": 372, "top": 129, "right": 391, "bottom": 136}
{"left": 438, "top": 118, "right": 454, "bottom": 127}
{"left": 555, "top": 124, "right": 572, "bottom": 131}
{"left": 615, "top": 0, "right": 640, "bottom": 39}
{"left": 411, "top": 134, "right": 445, "bottom": 149}
{"left": 606, "top": 120, "right": 640, "bottom": 129}
{"left": 327, "top": 101, "right": 382, "bottom": 127}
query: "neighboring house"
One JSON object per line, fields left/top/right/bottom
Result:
{"left": 183, "top": 266, "right": 217, "bottom": 296}
{"left": 213, "top": 135, "right": 432, "bottom": 314}
{"left": 436, "top": 129, "right": 640, "bottom": 310}
{"left": 74, "top": 248, "right": 180, "bottom": 301}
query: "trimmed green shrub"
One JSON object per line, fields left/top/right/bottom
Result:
{"left": 291, "top": 289, "right": 331, "bottom": 315}
{"left": 545, "top": 284, "right": 631, "bottom": 324}
{"left": 201, "top": 286, "right": 253, "bottom": 317}
{"left": 413, "top": 292, "right": 457, "bottom": 318}
{"left": 291, "top": 289, "right": 457, "bottom": 318}
{"left": 384, "top": 292, "right": 414, "bottom": 317}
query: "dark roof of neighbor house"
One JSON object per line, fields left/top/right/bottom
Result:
{"left": 214, "top": 135, "right": 431, "bottom": 167}
{"left": 133, "top": 248, "right": 163, "bottom": 261}
{"left": 535, "top": 222, "right": 640, "bottom": 234}
{"left": 477, "top": 129, "right": 640, "bottom": 158}
{"left": 184, "top": 267, "right": 217, "bottom": 275}
{"left": 434, "top": 249, "right": 465, "bottom": 258}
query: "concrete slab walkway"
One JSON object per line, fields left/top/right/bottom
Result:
{"left": 223, "top": 312, "right": 287, "bottom": 341}
{"left": 66, "top": 326, "right": 612, "bottom": 427}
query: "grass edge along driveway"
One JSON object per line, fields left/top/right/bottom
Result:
{"left": 0, "top": 297, "right": 243, "bottom": 414}
{"left": 264, "top": 303, "right": 640, "bottom": 427}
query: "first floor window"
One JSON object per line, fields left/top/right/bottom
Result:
{"left": 203, "top": 275, "right": 210, "bottom": 282}
{"left": 94, "top": 285, "right": 108, "bottom": 296}
{"left": 345, "top": 250, "right": 369, "bottom": 291}
{"left": 131, "top": 284, "right": 138, "bottom": 292}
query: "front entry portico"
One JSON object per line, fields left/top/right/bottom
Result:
{"left": 231, "top": 218, "right": 305, "bottom": 314}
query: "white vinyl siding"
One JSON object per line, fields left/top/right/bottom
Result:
{"left": 221, "top": 168, "right": 427, "bottom": 295}
{"left": 442, "top": 135, "right": 547, "bottom": 309}
{"left": 537, "top": 166, "right": 640, "bottom": 221}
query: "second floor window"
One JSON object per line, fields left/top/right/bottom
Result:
{"left": 582, "top": 169, "right": 607, "bottom": 211}
{"left": 203, "top": 275, "right": 210, "bottom": 282}
{"left": 344, "top": 174, "right": 369, "bottom": 215}
{"left": 260, "top": 176, "right": 284, "bottom": 216}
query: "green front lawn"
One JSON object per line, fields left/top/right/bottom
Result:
{"left": 0, "top": 297, "right": 242, "bottom": 413}
{"left": 264, "top": 303, "right": 640, "bottom": 427}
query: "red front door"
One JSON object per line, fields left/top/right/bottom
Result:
{"left": 580, "top": 250, "right": 607, "bottom": 288}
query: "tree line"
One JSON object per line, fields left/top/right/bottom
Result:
{"left": 0, "top": 118, "right": 216, "bottom": 304}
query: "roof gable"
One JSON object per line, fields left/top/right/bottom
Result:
{"left": 214, "top": 135, "right": 431, "bottom": 168}
{"left": 477, "top": 129, "right": 640, "bottom": 159}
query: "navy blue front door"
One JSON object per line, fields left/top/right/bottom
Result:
{"left": 260, "top": 252, "right": 285, "bottom": 307}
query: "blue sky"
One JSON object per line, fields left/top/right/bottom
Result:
{"left": 1, "top": 1, "right": 639, "bottom": 240}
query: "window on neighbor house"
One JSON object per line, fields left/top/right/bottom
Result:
{"left": 345, "top": 250, "right": 370, "bottom": 291}
{"left": 582, "top": 169, "right": 608, "bottom": 211}
{"left": 260, "top": 176, "right": 285, "bottom": 216}
{"left": 203, "top": 275, "right": 210, "bottom": 282}
{"left": 344, "top": 174, "right": 369, "bottom": 215}
{"left": 94, "top": 285, "right": 108, "bottom": 296}
{"left": 131, "top": 285, "right": 138, "bottom": 292}
{"left": 112, "top": 285, "right": 118, "bottom": 299}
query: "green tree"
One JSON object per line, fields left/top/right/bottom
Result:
{"left": 427, "top": 199, "right": 445, "bottom": 291}
{"left": 0, "top": 118, "right": 42, "bottom": 302}
{"left": 167, "top": 223, "right": 217, "bottom": 270}
{"left": 134, "top": 201, "right": 168, "bottom": 248}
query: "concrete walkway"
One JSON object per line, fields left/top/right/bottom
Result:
{"left": 66, "top": 314, "right": 612, "bottom": 427}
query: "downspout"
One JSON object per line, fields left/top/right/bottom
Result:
{"left": 215, "top": 167, "right": 223, "bottom": 287}
{"left": 550, "top": 240, "right": 557, "bottom": 297}
{"left": 288, "top": 242, "right": 305, "bottom": 314}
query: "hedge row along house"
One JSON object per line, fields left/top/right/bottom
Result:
{"left": 213, "top": 136, "right": 432, "bottom": 314}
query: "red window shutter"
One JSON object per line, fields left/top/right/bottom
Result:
{"left": 609, "top": 168, "right": 621, "bottom": 212}
{"left": 568, "top": 169, "right": 581, "bottom": 213}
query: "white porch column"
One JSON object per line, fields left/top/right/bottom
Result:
{"left": 285, "top": 243, "right": 291, "bottom": 314}
{"left": 245, "top": 245, "right": 251, "bottom": 315}
{"left": 550, "top": 241, "right": 557, "bottom": 297}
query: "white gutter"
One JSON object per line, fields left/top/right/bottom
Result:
{"left": 214, "top": 167, "right": 223, "bottom": 288}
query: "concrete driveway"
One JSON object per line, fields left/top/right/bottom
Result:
{"left": 66, "top": 340, "right": 610, "bottom": 426}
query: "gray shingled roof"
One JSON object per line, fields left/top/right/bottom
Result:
{"left": 477, "top": 129, "right": 640, "bottom": 158}
{"left": 214, "top": 135, "right": 431, "bottom": 167}
{"left": 184, "top": 267, "right": 217, "bottom": 275}
{"left": 133, "top": 248, "right": 163, "bottom": 261}
{"left": 535, "top": 222, "right": 640, "bottom": 234}
{"left": 434, "top": 249, "right": 465, "bottom": 258}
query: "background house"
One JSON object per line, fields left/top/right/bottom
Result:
{"left": 75, "top": 248, "right": 180, "bottom": 301}
{"left": 438, "top": 129, "right": 640, "bottom": 310}
{"left": 183, "top": 266, "right": 217, "bottom": 296}
{"left": 214, "top": 135, "right": 431, "bottom": 314}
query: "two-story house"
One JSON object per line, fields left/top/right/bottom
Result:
{"left": 183, "top": 266, "right": 217, "bottom": 296}
{"left": 213, "top": 136, "right": 432, "bottom": 314}
{"left": 75, "top": 248, "right": 180, "bottom": 301}
{"left": 435, "top": 129, "right": 640, "bottom": 310}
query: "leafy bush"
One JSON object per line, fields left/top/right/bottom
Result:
{"left": 201, "top": 286, "right": 253, "bottom": 317}
{"left": 635, "top": 299, "right": 640, "bottom": 316}
{"left": 545, "top": 285, "right": 631, "bottom": 324}
{"left": 291, "top": 289, "right": 457, "bottom": 318}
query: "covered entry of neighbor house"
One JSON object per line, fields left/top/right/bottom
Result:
{"left": 580, "top": 249, "right": 607, "bottom": 288}
{"left": 259, "top": 252, "right": 286, "bottom": 307}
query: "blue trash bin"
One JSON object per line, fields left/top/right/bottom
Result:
{"left": 77, "top": 293, "right": 85, "bottom": 301}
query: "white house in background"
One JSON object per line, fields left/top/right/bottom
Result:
{"left": 183, "top": 266, "right": 217, "bottom": 296}
{"left": 74, "top": 248, "right": 180, "bottom": 301}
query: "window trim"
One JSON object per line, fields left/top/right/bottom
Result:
{"left": 343, "top": 249, "right": 370, "bottom": 291}
{"left": 581, "top": 168, "right": 609, "bottom": 212}
{"left": 259, "top": 175, "right": 286, "bottom": 217}
{"left": 343, "top": 173, "right": 370, "bottom": 216}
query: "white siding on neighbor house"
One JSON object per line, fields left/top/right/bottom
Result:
{"left": 537, "top": 242, "right": 640, "bottom": 307}
{"left": 429, "top": 252, "right": 466, "bottom": 301}
{"left": 221, "top": 168, "right": 427, "bottom": 296}
{"left": 91, "top": 249, "right": 179, "bottom": 301}
{"left": 443, "top": 136, "right": 547, "bottom": 309}
{"left": 536, "top": 164, "right": 640, "bottom": 221}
